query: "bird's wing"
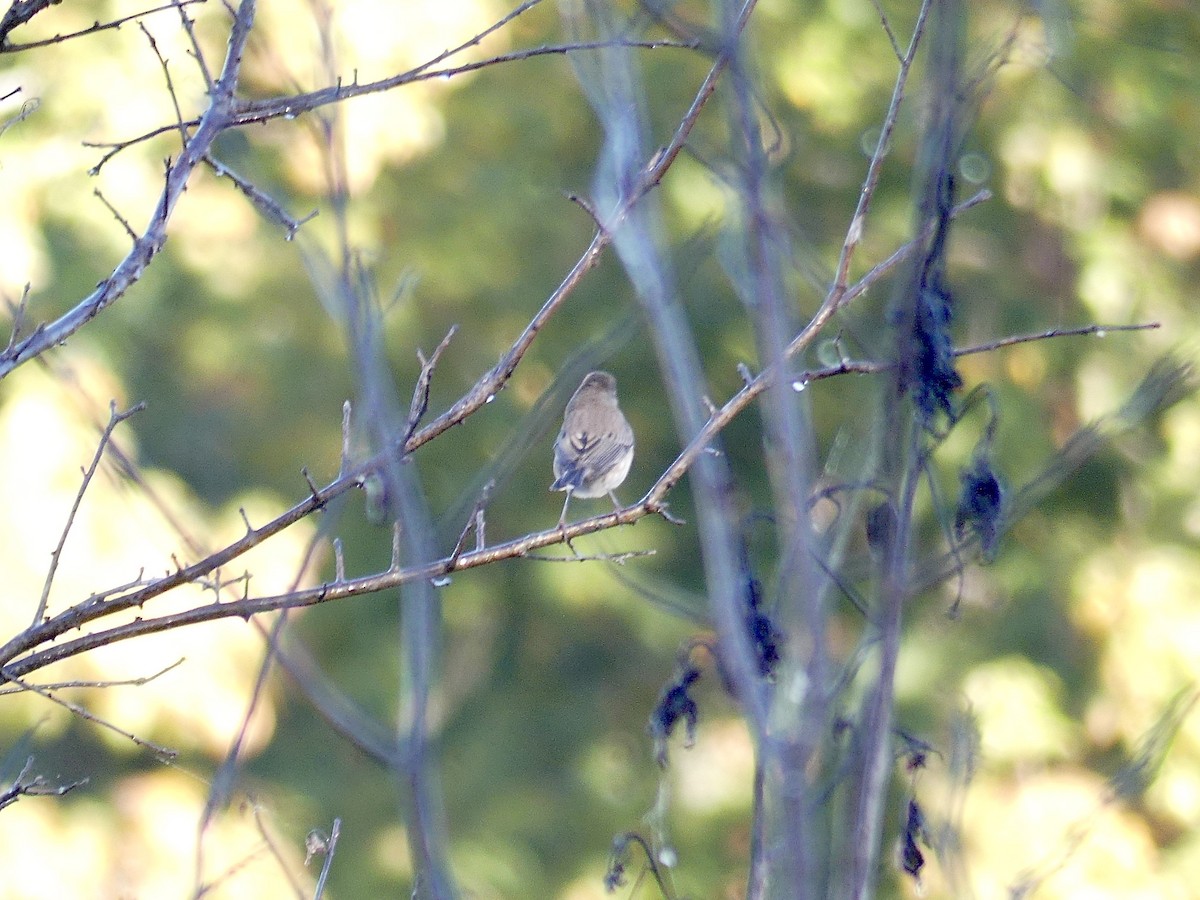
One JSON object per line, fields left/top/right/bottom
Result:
{"left": 551, "top": 427, "right": 632, "bottom": 490}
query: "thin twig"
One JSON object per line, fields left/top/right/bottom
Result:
{"left": 248, "top": 804, "right": 307, "bottom": 899}
{"left": 93, "top": 189, "right": 139, "bottom": 242}
{"left": 195, "top": 843, "right": 273, "bottom": 899}
{"left": 0, "top": 657, "right": 184, "bottom": 695}
{"left": 3, "top": 283, "right": 31, "bottom": 355}
{"left": 203, "top": 154, "right": 318, "bottom": 238}
{"left": 0, "top": 757, "right": 87, "bottom": 812}
{"left": 84, "top": 37, "right": 699, "bottom": 172}
{"left": 0, "top": 0, "right": 205, "bottom": 53}
{"left": 957, "top": 321, "right": 1159, "bottom": 355}
{"left": 33, "top": 401, "right": 145, "bottom": 626}
{"left": 0, "top": 0, "right": 259, "bottom": 377}
{"left": 0, "top": 669, "right": 178, "bottom": 760}
{"left": 311, "top": 818, "right": 341, "bottom": 900}
{"left": 869, "top": 0, "right": 903, "bottom": 61}
{"left": 524, "top": 548, "right": 656, "bottom": 564}
{"left": 447, "top": 479, "right": 494, "bottom": 568}
{"left": 173, "top": 0, "right": 214, "bottom": 91}
{"left": 140, "top": 20, "right": 189, "bottom": 149}
{"left": 3, "top": 240, "right": 1152, "bottom": 679}
{"left": 403, "top": 325, "right": 458, "bottom": 445}
{"left": 831, "top": 0, "right": 934, "bottom": 300}
{"left": 0, "top": 333, "right": 1168, "bottom": 678}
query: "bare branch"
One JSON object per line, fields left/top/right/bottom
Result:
{"left": 139, "top": 20, "right": 189, "bottom": 149}
{"left": 0, "top": 756, "right": 88, "bottom": 812}
{"left": 0, "top": 0, "right": 259, "bottom": 379}
{"left": 173, "top": 0, "right": 214, "bottom": 90}
{"left": 0, "top": 0, "right": 206, "bottom": 53}
{"left": 230, "top": 39, "right": 698, "bottom": 128}
{"left": 195, "top": 842, "right": 273, "bottom": 898}
{"left": 0, "top": 670, "right": 178, "bottom": 760}
{"left": 93, "top": 189, "right": 139, "bottom": 243}
{"left": 831, "top": 0, "right": 934, "bottom": 300}
{"left": 0, "top": 657, "right": 184, "bottom": 695}
{"left": 309, "top": 818, "right": 341, "bottom": 900}
{"left": 447, "top": 479, "right": 494, "bottom": 569}
{"left": 3, "top": 283, "right": 31, "bottom": 355}
{"left": 954, "top": 321, "right": 1159, "bottom": 356}
{"left": 203, "top": 154, "right": 318, "bottom": 238}
{"left": 32, "top": 401, "right": 145, "bottom": 626}
{"left": 0, "top": 93, "right": 38, "bottom": 140}
{"left": 403, "top": 325, "right": 458, "bottom": 445}
{"left": 3, "top": 199, "right": 1150, "bottom": 682}
{"left": 869, "top": 0, "right": 903, "bottom": 61}
{"left": 249, "top": 803, "right": 307, "bottom": 899}
{"left": 524, "top": 547, "right": 656, "bottom": 564}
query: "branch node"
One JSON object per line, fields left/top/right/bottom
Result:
{"left": 301, "top": 467, "right": 320, "bottom": 498}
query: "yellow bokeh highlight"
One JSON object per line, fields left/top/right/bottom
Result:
{"left": 0, "top": 353, "right": 317, "bottom": 759}
{"left": 1162, "top": 402, "right": 1200, "bottom": 495}
{"left": 0, "top": 0, "right": 504, "bottom": 299}
{"left": 1074, "top": 355, "right": 1124, "bottom": 422}
{"left": 671, "top": 717, "right": 753, "bottom": 813}
{"left": 1004, "top": 342, "right": 1047, "bottom": 390}
{"left": 773, "top": 22, "right": 876, "bottom": 132}
{"left": 1074, "top": 547, "right": 1200, "bottom": 840}
{"left": 960, "top": 770, "right": 1170, "bottom": 900}
{"left": 1077, "top": 550, "right": 1200, "bottom": 716}
{"left": 961, "top": 657, "right": 1077, "bottom": 764}
{"left": 917, "top": 749, "right": 1184, "bottom": 900}
{"left": 169, "top": 179, "right": 264, "bottom": 296}
{"left": 1138, "top": 191, "right": 1200, "bottom": 261}
{"left": 0, "top": 770, "right": 312, "bottom": 899}
{"left": 254, "top": 0, "right": 500, "bottom": 194}
{"left": 667, "top": 159, "right": 731, "bottom": 230}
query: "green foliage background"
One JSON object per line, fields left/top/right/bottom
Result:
{"left": 0, "top": 0, "right": 1198, "bottom": 897}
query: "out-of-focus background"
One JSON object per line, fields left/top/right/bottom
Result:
{"left": 0, "top": 0, "right": 1198, "bottom": 897}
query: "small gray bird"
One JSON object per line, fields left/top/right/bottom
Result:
{"left": 551, "top": 371, "right": 634, "bottom": 528}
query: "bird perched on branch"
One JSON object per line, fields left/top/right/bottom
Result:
{"left": 551, "top": 371, "right": 634, "bottom": 528}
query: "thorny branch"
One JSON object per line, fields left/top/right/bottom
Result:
{"left": 2, "top": 672, "right": 178, "bottom": 760}
{"left": 0, "top": 757, "right": 87, "bottom": 812}
{"left": 81, "top": 38, "right": 697, "bottom": 175}
{"left": 0, "top": 0, "right": 204, "bottom": 53}
{"left": 0, "top": 3, "right": 692, "bottom": 385}
{"left": 0, "top": 0, "right": 259, "bottom": 378}
{"left": 0, "top": 1, "right": 1185, "bottom": 894}
{"left": 32, "top": 401, "right": 146, "bottom": 626}
{"left": 0, "top": 2, "right": 1165, "bottom": 704}
{"left": 0, "top": 266, "right": 1155, "bottom": 680}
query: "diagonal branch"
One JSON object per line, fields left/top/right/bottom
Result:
{"left": 0, "top": 315, "right": 1164, "bottom": 680}
{"left": 32, "top": 402, "right": 145, "bottom": 626}
{"left": 0, "top": 190, "right": 995, "bottom": 677}
{"left": 0, "top": 0, "right": 258, "bottom": 380}
{"left": 0, "top": 0, "right": 204, "bottom": 52}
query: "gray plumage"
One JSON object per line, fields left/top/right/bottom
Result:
{"left": 551, "top": 371, "right": 634, "bottom": 526}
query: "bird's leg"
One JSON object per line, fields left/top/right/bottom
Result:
{"left": 608, "top": 490, "right": 623, "bottom": 515}
{"left": 557, "top": 491, "right": 573, "bottom": 530}
{"left": 557, "top": 492, "right": 582, "bottom": 556}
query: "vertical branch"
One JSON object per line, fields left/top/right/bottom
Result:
{"left": 0, "top": 0, "right": 259, "bottom": 377}
{"left": 716, "top": 0, "right": 824, "bottom": 891}
{"left": 845, "top": 1, "right": 966, "bottom": 897}
{"left": 391, "top": 486, "right": 456, "bottom": 900}
{"left": 33, "top": 402, "right": 145, "bottom": 626}
{"left": 198, "top": 494, "right": 336, "bottom": 888}
{"left": 565, "top": 0, "right": 768, "bottom": 732}
{"left": 303, "top": 4, "right": 455, "bottom": 890}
